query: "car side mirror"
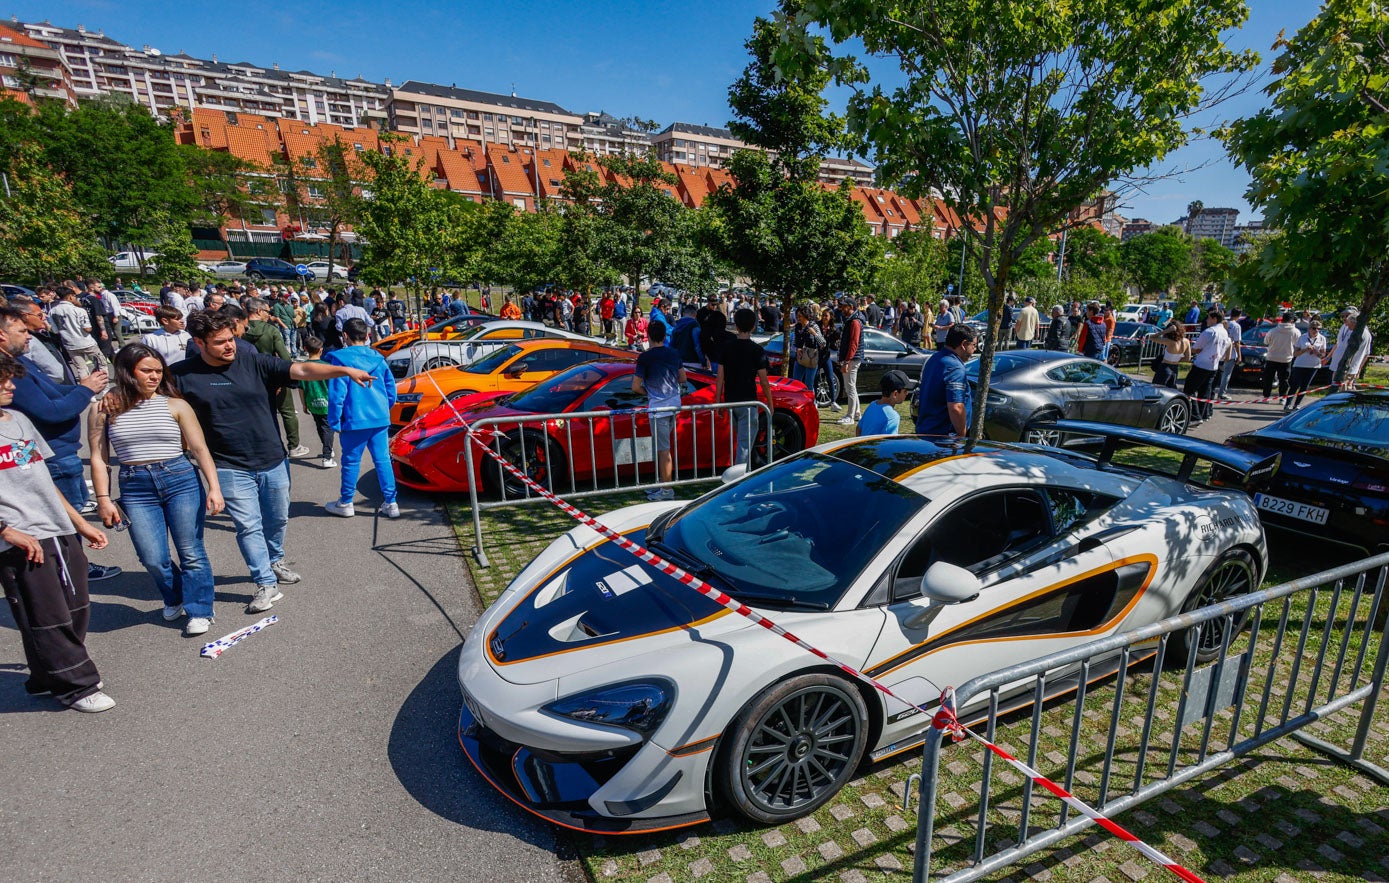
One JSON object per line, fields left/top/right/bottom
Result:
{"left": 920, "top": 562, "right": 981, "bottom": 604}
{"left": 1117, "top": 375, "right": 1132, "bottom": 388}
{"left": 504, "top": 368, "right": 524, "bottom": 379}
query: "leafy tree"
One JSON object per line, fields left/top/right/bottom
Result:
{"left": 598, "top": 153, "right": 690, "bottom": 301}
{"left": 775, "top": 0, "right": 1256, "bottom": 443}
{"left": 0, "top": 96, "right": 40, "bottom": 170}
{"left": 1223, "top": 0, "right": 1389, "bottom": 379}
{"left": 1120, "top": 227, "right": 1194, "bottom": 295}
{"left": 658, "top": 205, "right": 738, "bottom": 296}
{"left": 554, "top": 160, "right": 620, "bottom": 294}
{"left": 180, "top": 145, "right": 257, "bottom": 256}
{"left": 871, "top": 229, "right": 948, "bottom": 306}
{"left": 1009, "top": 237, "right": 1059, "bottom": 283}
{"left": 1059, "top": 225, "right": 1121, "bottom": 281}
{"left": 0, "top": 143, "right": 108, "bottom": 283}
{"left": 491, "top": 205, "right": 561, "bottom": 293}
{"left": 300, "top": 137, "right": 365, "bottom": 282}
{"left": 1185, "top": 237, "right": 1237, "bottom": 297}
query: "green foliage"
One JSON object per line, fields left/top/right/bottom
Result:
{"left": 1223, "top": 0, "right": 1389, "bottom": 372}
{"left": 490, "top": 205, "right": 560, "bottom": 293}
{"left": 1120, "top": 227, "right": 1194, "bottom": 295}
{"left": 1060, "top": 226, "right": 1121, "bottom": 280}
{"left": 774, "top": 0, "right": 1256, "bottom": 443}
{"left": 598, "top": 153, "right": 691, "bottom": 295}
{"left": 871, "top": 229, "right": 948, "bottom": 305}
{"left": 0, "top": 143, "right": 108, "bottom": 283}
{"left": 354, "top": 138, "right": 457, "bottom": 290}
{"left": 180, "top": 145, "right": 257, "bottom": 247}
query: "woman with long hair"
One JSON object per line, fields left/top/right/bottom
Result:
{"left": 310, "top": 300, "right": 341, "bottom": 352}
{"left": 88, "top": 344, "right": 224, "bottom": 636}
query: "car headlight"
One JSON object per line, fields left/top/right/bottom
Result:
{"left": 397, "top": 393, "right": 424, "bottom": 403}
{"left": 542, "top": 679, "right": 675, "bottom": 736}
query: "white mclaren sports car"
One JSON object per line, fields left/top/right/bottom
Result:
{"left": 456, "top": 421, "right": 1275, "bottom": 833}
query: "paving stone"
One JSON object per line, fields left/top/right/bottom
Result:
{"left": 839, "top": 871, "right": 868, "bottom": 883}
{"left": 761, "top": 830, "right": 786, "bottom": 848}
{"left": 1119, "top": 860, "right": 1151, "bottom": 880}
{"left": 946, "top": 761, "right": 970, "bottom": 776}
{"left": 746, "top": 873, "right": 771, "bottom": 883}
{"left": 830, "top": 804, "right": 855, "bottom": 821}
{"left": 1208, "top": 860, "right": 1236, "bottom": 875}
{"left": 678, "top": 834, "right": 702, "bottom": 850}
{"left": 1254, "top": 833, "right": 1283, "bottom": 851}
{"left": 1234, "top": 845, "right": 1261, "bottom": 865}
{"left": 1356, "top": 817, "right": 1386, "bottom": 836}
{"left": 1086, "top": 877, "right": 1113, "bottom": 883}
{"left": 636, "top": 848, "right": 663, "bottom": 867}
{"left": 728, "top": 844, "right": 752, "bottom": 862}
{"left": 1023, "top": 863, "right": 1052, "bottom": 880}
{"left": 1273, "top": 875, "right": 1300, "bottom": 883}
{"left": 818, "top": 840, "right": 844, "bottom": 862}
{"left": 1318, "top": 844, "right": 1345, "bottom": 864}
{"left": 600, "top": 859, "right": 620, "bottom": 877}
{"left": 1132, "top": 810, "right": 1158, "bottom": 827}
{"left": 1295, "top": 764, "right": 1321, "bottom": 779}
{"left": 1167, "top": 833, "right": 1198, "bottom": 853}
{"left": 942, "top": 791, "right": 968, "bottom": 809}
{"left": 1158, "top": 799, "right": 1183, "bottom": 815}
{"left": 796, "top": 815, "right": 823, "bottom": 835}
{"left": 1216, "top": 809, "right": 1241, "bottom": 826}
{"left": 860, "top": 792, "right": 886, "bottom": 809}
{"left": 1274, "top": 820, "right": 1302, "bottom": 838}
{"left": 885, "top": 814, "right": 910, "bottom": 833}
{"left": 874, "top": 853, "right": 903, "bottom": 872}
{"left": 1192, "top": 820, "right": 1221, "bottom": 838}
{"left": 1338, "top": 830, "right": 1365, "bottom": 848}
{"left": 851, "top": 827, "right": 878, "bottom": 848}
{"left": 648, "top": 874, "right": 673, "bottom": 883}
{"left": 1334, "top": 785, "right": 1361, "bottom": 801}
{"left": 688, "top": 858, "right": 714, "bottom": 879}
{"left": 780, "top": 856, "right": 807, "bottom": 876}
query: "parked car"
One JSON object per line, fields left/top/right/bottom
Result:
{"left": 763, "top": 327, "right": 929, "bottom": 409}
{"left": 390, "top": 360, "right": 819, "bottom": 496}
{"left": 453, "top": 424, "right": 1271, "bottom": 831}
{"left": 205, "top": 260, "right": 248, "bottom": 278}
{"left": 243, "top": 258, "right": 313, "bottom": 282}
{"left": 1215, "top": 390, "right": 1388, "bottom": 554}
{"left": 912, "top": 350, "right": 1192, "bottom": 444}
{"left": 304, "top": 261, "right": 349, "bottom": 280}
{"left": 1106, "top": 321, "right": 1164, "bottom": 368}
{"left": 385, "top": 321, "right": 586, "bottom": 379}
{"left": 374, "top": 313, "right": 495, "bottom": 358}
{"left": 109, "top": 251, "right": 160, "bottom": 274}
{"left": 1, "top": 284, "right": 35, "bottom": 299}
{"left": 391, "top": 338, "right": 635, "bottom": 429}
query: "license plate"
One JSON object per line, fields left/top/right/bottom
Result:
{"left": 1254, "top": 493, "right": 1330, "bottom": 525}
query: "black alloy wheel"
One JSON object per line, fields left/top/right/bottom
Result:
{"left": 752, "top": 412, "right": 806, "bottom": 467}
{"left": 489, "top": 431, "right": 565, "bottom": 498}
{"left": 1171, "top": 549, "right": 1259, "bottom": 665}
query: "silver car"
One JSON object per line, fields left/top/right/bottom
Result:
{"left": 915, "top": 350, "right": 1192, "bottom": 444}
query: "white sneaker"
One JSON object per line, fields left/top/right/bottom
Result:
{"left": 325, "top": 500, "right": 355, "bottom": 518}
{"left": 288, "top": 445, "right": 311, "bottom": 458}
{"left": 837, "top": 416, "right": 856, "bottom": 426}
{"left": 246, "top": 585, "right": 283, "bottom": 613}
{"left": 79, "top": 500, "right": 98, "bottom": 515}
{"left": 184, "top": 617, "right": 212, "bottom": 637}
{"left": 70, "top": 691, "right": 116, "bottom": 713}
{"left": 322, "top": 457, "right": 337, "bottom": 468}
{"left": 379, "top": 501, "right": 400, "bottom": 519}
{"left": 162, "top": 605, "right": 186, "bottom": 621}
{"left": 270, "top": 560, "right": 301, "bottom": 584}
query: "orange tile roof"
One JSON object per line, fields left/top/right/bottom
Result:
{"left": 223, "top": 126, "right": 277, "bottom": 168}
{"left": 435, "top": 141, "right": 487, "bottom": 195}
{"left": 0, "top": 24, "right": 53, "bottom": 50}
{"left": 485, "top": 144, "right": 536, "bottom": 197}
{"left": 527, "top": 148, "right": 574, "bottom": 199}
{"left": 671, "top": 163, "right": 712, "bottom": 208}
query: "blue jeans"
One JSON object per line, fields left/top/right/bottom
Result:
{"left": 732, "top": 405, "right": 760, "bottom": 466}
{"left": 119, "top": 455, "right": 215, "bottom": 617}
{"left": 280, "top": 326, "right": 299, "bottom": 356}
{"left": 47, "top": 453, "right": 89, "bottom": 509}
{"left": 792, "top": 361, "right": 819, "bottom": 396}
{"left": 338, "top": 427, "right": 396, "bottom": 505}
{"left": 217, "top": 460, "right": 290, "bottom": 588}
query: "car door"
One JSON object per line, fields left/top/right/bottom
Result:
{"left": 1087, "top": 362, "right": 1146, "bottom": 426}
{"left": 860, "top": 329, "right": 908, "bottom": 394}
{"left": 1043, "top": 359, "right": 1115, "bottom": 420}
{"left": 865, "top": 487, "right": 1139, "bottom": 737}
{"left": 580, "top": 374, "right": 653, "bottom": 483}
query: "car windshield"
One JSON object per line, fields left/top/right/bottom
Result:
{"left": 1113, "top": 322, "right": 1149, "bottom": 338}
{"left": 659, "top": 453, "right": 927, "bottom": 607}
{"left": 962, "top": 352, "right": 1031, "bottom": 378}
{"left": 462, "top": 344, "right": 522, "bottom": 375}
{"left": 506, "top": 364, "right": 611, "bottom": 412}
{"left": 1243, "top": 323, "right": 1275, "bottom": 344}
{"left": 1282, "top": 398, "right": 1389, "bottom": 452}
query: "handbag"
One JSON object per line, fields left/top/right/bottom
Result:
{"left": 796, "top": 345, "right": 819, "bottom": 369}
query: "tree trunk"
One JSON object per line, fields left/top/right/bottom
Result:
{"left": 326, "top": 224, "right": 338, "bottom": 288}
{"left": 780, "top": 292, "right": 793, "bottom": 378}
{"left": 966, "top": 255, "right": 1013, "bottom": 453}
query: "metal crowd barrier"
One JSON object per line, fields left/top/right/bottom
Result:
{"left": 461, "top": 400, "right": 774, "bottom": 566}
{"left": 912, "top": 551, "right": 1389, "bottom": 882}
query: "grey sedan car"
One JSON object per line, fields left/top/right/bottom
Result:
{"left": 914, "top": 350, "right": 1192, "bottom": 443}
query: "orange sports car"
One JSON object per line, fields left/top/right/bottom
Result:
{"left": 374, "top": 313, "right": 495, "bottom": 357}
{"left": 391, "top": 338, "right": 634, "bottom": 429}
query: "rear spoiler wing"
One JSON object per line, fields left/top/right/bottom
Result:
{"left": 1051, "top": 420, "right": 1281, "bottom": 487}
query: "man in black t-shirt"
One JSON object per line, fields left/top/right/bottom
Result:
{"left": 716, "top": 308, "right": 774, "bottom": 467}
{"left": 173, "top": 312, "right": 372, "bottom": 614}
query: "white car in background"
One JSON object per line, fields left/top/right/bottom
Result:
{"left": 205, "top": 260, "right": 248, "bottom": 278}
{"left": 304, "top": 261, "right": 349, "bottom": 280}
{"left": 386, "top": 321, "right": 589, "bottom": 379}
{"left": 456, "top": 424, "right": 1274, "bottom": 832}
{"left": 109, "top": 251, "right": 160, "bottom": 275}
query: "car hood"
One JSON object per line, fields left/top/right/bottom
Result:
{"left": 480, "top": 525, "right": 752, "bottom": 685}
{"left": 393, "top": 391, "right": 515, "bottom": 445}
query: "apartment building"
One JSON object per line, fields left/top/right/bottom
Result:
{"left": 1183, "top": 206, "right": 1240, "bottom": 247}
{"left": 819, "top": 155, "right": 874, "bottom": 188}
{"left": 578, "top": 111, "right": 652, "bottom": 155}
{"left": 1121, "top": 219, "right": 1156, "bottom": 241}
{"left": 0, "top": 23, "right": 76, "bottom": 105}
{"left": 650, "top": 122, "right": 745, "bottom": 169}
{"left": 12, "top": 19, "right": 122, "bottom": 99}
{"left": 389, "top": 80, "right": 582, "bottom": 153}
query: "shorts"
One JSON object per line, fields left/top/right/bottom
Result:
{"left": 651, "top": 414, "right": 676, "bottom": 453}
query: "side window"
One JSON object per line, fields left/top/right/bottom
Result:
{"left": 865, "top": 329, "right": 906, "bottom": 352}
{"left": 1044, "top": 489, "right": 1118, "bottom": 534}
{"left": 891, "top": 490, "right": 1054, "bottom": 600}
{"left": 1092, "top": 364, "right": 1124, "bottom": 386}
{"left": 581, "top": 375, "right": 644, "bottom": 411}
{"left": 1047, "top": 360, "right": 1105, "bottom": 384}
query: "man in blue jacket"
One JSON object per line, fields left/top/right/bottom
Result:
{"left": 0, "top": 306, "right": 121, "bottom": 581}
{"left": 324, "top": 318, "right": 399, "bottom": 519}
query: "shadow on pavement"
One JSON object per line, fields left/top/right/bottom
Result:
{"left": 0, "top": 669, "right": 66, "bottom": 714}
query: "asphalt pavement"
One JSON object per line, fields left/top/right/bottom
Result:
{"left": 0, "top": 409, "right": 581, "bottom": 882}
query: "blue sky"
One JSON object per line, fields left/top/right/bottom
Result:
{"left": 14, "top": 0, "right": 1315, "bottom": 224}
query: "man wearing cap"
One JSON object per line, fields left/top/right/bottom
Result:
{"left": 1014, "top": 296, "right": 1040, "bottom": 349}
{"left": 857, "top": 370, "right": 910, "bottom": 436}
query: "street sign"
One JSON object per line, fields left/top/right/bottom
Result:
{"left": 296, "top": 263, "right": 310, "bottom": 276}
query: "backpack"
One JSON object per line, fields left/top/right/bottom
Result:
{"left": 673, "top": 321, "right": 700, "bottom": 362}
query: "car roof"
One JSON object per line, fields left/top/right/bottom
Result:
{"left": 809, "top": 435, "right": 1140, "bottom": 499}
{"left": 506, "top": 338, "right": 631, "bottom": 354}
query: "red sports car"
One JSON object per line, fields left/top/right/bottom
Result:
{"left": 390, "top": 361, "right": 819, "bottom": 495}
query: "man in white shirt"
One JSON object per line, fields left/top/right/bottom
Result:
{"left": 1262, "top": 312, "right": 1300, "bottom": 400}
{"left": 48, "top": 288, "right": 107, "bottom": 379}
{"left": 140, "top": 306, "right": 192, "bottom": 365}
{"left": 1184, "top": 309, "right": 1230, "bottom": 424}
{"left": 1329, "top": 308, "right": 1374, "bottom": 390}
{"left": 1013, "top": 296, "right": 1040, "bottom": 348}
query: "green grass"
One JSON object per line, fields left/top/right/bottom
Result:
{"left": 442, "top": 400, "right": 1389, "bottom": 883}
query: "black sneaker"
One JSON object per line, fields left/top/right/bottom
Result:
{"left": 88, "top": 564, "right": 122, "bottom": 581}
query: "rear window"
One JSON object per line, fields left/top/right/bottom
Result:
{"left": 963, "top": 353, "right": 1030, "bottom": 378}
{"left": 1283, "top": 398, "right": 1389, "bottom": 450}
{"left": 507, "top": 364, "right": 611, "bottom": 413}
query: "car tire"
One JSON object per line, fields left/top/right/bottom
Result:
{"left": 487, "top": 430, "right": 566, "bottom": 498}
{"left": 1170, "top": 548, "right": 1259, "bottom": 666}
{"left": 1107, "top": 348, "right": 1122, "bottom": 367}
{"left": 716, "top": 673, "right": 868, "bottom": 825}
{"left": 247, "top": 272, "right": 264, "bottom": 281}
{"left": 814, "top": 372, "right": 835, "bottom": 409}
{"left": 422, "top": 357, "right": 458, "bottom": 371}
{"left": 1157, "top": 399, "right": 1190, "bottom": 436}
{"left": 1021, "top": 412, "right": 1064, "bottom": 446}
{"left": 752, "top": 412, "right": 806, "bottom": 467}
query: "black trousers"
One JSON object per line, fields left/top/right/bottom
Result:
{"left": 1, "top": 533, "right": 101, "bottom": 705}
{"left": 1262, "top": 360, "right": 1291, "bottom": 399}
{"left": 312, "top": 413, "right": 336, "bottom": 459}
{"left": 1184, "top": 365, "right": 1216, "bottom": 420}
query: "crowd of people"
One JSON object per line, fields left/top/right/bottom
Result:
{"left": 0, "top": 277, "right": 400, "bottom": 713}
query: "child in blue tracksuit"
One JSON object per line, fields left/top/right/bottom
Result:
{"left": 323, "top": 318, "right": 399, "bottom": 518}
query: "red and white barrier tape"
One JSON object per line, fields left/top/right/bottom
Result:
{"left": 457, "top": 421, "right": 1205, "bottom": 881}
{"left": 933, "top": 688, "right": 1204, "bottom": 882}
{"left": 1184, "top": 382, "right": 1386, "bottom": 406}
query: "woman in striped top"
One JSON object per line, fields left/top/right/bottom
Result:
{"left": 87, "top": 344, "right": 225, "bottom": 637}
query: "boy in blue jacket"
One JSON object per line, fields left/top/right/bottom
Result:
{"left": 323, "top": 318, "right": 399, "bottom": 519}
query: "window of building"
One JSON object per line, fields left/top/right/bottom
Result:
{"left": 542, "top": 135, "right": 551, "bottom": 144}
{"left": 510, "top": 115, "right": 522, "bottom": 125}
{"left": 675, "top": 139, "right": 685, "bottom": 147}
{"left": 501, "top": 155, "right": 510, "bottom": 164}
{"left": 451, "top": 109, "right": 463, "bottom": 118}
{"left": 466, "top": 111, "right": 478, "bottom": 119}
{"left": 542, "top": 158, "right": 551, "bottom": 167}
{"left": 484, "top": 128, "right": 494, "bottom": 138}
{"left": 513, "top": 198, "right": 526, "bottom": 210}
{"left": 483, "top": 113, "right": 493, "bottom": 121}
{"left": 260, "top": 208, "right": 278, "bottom": 225}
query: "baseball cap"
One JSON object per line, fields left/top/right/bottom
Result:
{"left": 880, "top": 370, "right": 910, "bottom": 394}
{"left": 837, "top": 294, "right": 856, "bottom": 306}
